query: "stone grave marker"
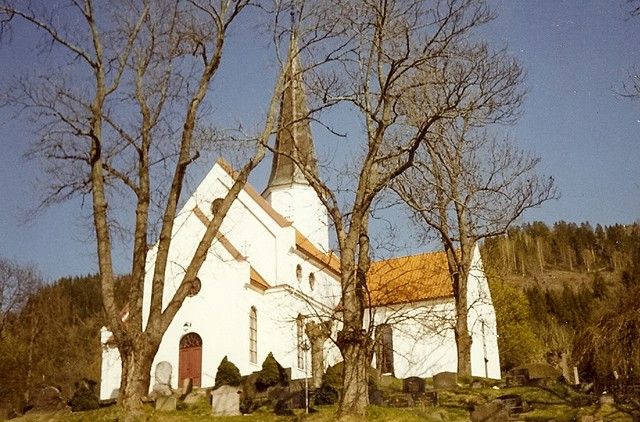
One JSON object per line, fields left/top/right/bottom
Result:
{"left": 403, "top": 377, "right": 425, "bottom": 394}
{"left": 29, "top": 386, "right": 69, "bottom": 413}
{"left": 387, "top": 393, "right": 413, "bottom": 408}
{"left": 496, "top": 394, "right": 527, "bottom": 414}
{"left": 151, "top": 361, "right": 173, "bottom": 398}
{"left": 505, "top": 368, "right": 529, "bottom": 387}
{"left": 155, "top": 396, "right": 177, "bottom": 411}
{"left": 433, "top": 372, "right": 458, "bottom": 389}
{"left": 211, "top": 385, "right": 241, "bottom": 416}
{"left": 413, "top": 391, "right": 438, "bottom": 407}
{"left": 470, "top": 400, "right": 509, "bottom": 422}
{"left": 369, "top": 390, "right": 384, "bottom": 406}
{"left": 181, "top": 377, "right": 193, "bottom": 396}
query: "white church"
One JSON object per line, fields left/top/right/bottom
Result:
{"left": 99, "top": 34, "right": 500, "bottom": 401}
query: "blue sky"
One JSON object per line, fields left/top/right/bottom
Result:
{"left": 0, "top": 1, "right": 639, "bottom": 280}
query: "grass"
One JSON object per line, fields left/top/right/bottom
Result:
{"left": 12, "top": 384, "right": 638, "bottom": 421}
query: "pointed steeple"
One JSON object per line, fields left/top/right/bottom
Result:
{"left": 264, "top": 31, "right": 318, "bottom": 194}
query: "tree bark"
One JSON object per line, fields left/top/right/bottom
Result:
{"left": 118, "top": 338, "right": 157, "bottom": 414}
{"left": 336, "top": 329, "right": 370, "bottom": 420}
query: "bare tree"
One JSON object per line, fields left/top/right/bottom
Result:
{"left": 0, "top": 258, "right": 41, "bottom": 339}
{"left": 270, "top": 0, "right": 522, "bottom": 417}
{"left": 393, "top": 116, "right": 556, "bottom": 377}
{"left": 0, "top": 0, "right": 286, "bottom": 413}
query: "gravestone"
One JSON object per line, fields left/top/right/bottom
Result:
{"left": 387, "top": 393, "right": 413, "bottom": 408}
{"left": 496, "top": 394, "right": 527, "bottom": 414}
{"left": 211, "top": 385, "right": 241, "bottom": 416}
{"left": 470, "top": 400, "right": 509, "bottom": 422}
{"left": 413, "top": 391, "right": 438, "bottom": 407}
{"left": 155, "top": 396, "right": 177, "bottom": 411}
{"left": 505, "top": 368, "right": 529, "bottom": 387}
{"left": 29, "top": 386, "right": 69, "bottom": 413}
{"left": 181, "top": 377, "right": 193, "bottom": 396}
{"left": 403, "top": 377, "right": 426, "bottom": 394}
{"left": 151, "top": 361, "right": 173, "bottom": 398}
{"left": 369, "top": 389, "right": 384, "bottom": 406}
{"left": 599, "top": 394, "right": 614, "bottom": 405}
{"left": 433, "top": 372, "right": 458, "bottom": 389}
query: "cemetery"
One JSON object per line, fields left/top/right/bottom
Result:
{"left": 7, "top": 354, "right": 639, "bottom": 421}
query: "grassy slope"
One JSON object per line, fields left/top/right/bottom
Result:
{"left": 13, "top": 384, "right": 636, "bottom": 421}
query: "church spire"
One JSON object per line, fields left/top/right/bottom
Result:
{"left": 264, "top": 30, "right": 318, "bottom": 193}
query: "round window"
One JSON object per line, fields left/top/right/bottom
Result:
{"left": 188, "top": 277, "right": 202, "bottom": 297}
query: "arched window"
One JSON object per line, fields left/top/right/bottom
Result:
{"left": 296, "top": 264, "right": 302, "bottom": 281}
{"left": 296, "top": 315, "right": 305, "bottom": 369}
{"left": 249, "top": 306, "right": 257, "bottom": 364}
{"left": 375, "top": 324, "right": 394, "bottom": 376}
{"left": 308, "top": 272, "right": 315, "bottom": 290}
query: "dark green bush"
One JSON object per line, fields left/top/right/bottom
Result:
{"left": 313, "top": 383, "right": 338, "bottom": 405}
{"left": 256, "top": 352, "right": 288, "bottom": 391}
{"left": 69, "top": 379, "right": 99, "bottom": 412}
{"left": 214, "top": 356, "right": 242, "bottom": 389}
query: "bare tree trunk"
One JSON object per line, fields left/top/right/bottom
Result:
{"left": 337, "top": 339, "right": 370, "bottom": 418}
{"left": 118, "top": 337, "right": 158, "bottom": 413}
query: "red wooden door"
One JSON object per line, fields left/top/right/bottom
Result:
{"left": 178, "top": 333, "right": 202, "bottom": 387}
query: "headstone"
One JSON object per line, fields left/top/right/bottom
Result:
{"left": 29, "top": 386, "right": 69, "bottom": 413}
{"left": 155, "top": 396, "right": 177, "bottom": 411}
{"left": 387, "top": 393, "right": 413, "bottom": 408}
{"left": 505, "top": 368, "right": 529, "bottom": 388}
{"left": 470, "top": 400, "right": 509, "bottom": 422}
{"left": 599, "top": 394, "right": 614, "bottom": 405}
{"left": 403, "top": 377, "right": 426, "bottom": 394}
{"left": 151, "top": 361, "right": 173, "bottom": 398}
{"left": 181, "top": 377, "right": 193, "bottom": 396}
{"left": 183, "top": 390, "right": 205, "bottom": 405}
{"left": 413, "top": 391, "right": 438, "bottom": 407}
{"left": 433, "top": 372, "right": 458, "bottom": 389}
{"left": 496, "top": 394, "right": 526, "bottom": 414}
{"left": 211, "top": 385, "right": 241, "bottom": 416}
{"left": 369, "top": 389, "right": 384, "bottom": 405}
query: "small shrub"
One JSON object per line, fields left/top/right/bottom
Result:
{"left": 256, "top": 352, "right": 288, "bottom": 391}
{"left": 314, "top": 384, "right": 338, "bottom": 405}
{"left": 273, "top": 398, "right": 294, "bottom": 416}
{"left": 214, "top": 356, "right": 241, "bottom": 389}
{"left": 69, "top": 379, "right": 99, "bottom": 412}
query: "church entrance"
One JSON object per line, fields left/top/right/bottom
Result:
{"left": 178, "top": 332, "right": 202, "bottom": 387}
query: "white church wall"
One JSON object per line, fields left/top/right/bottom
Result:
{"left": 99, "top": 327, "right": 122, "bottom": 400}
{"left": 467, "top": 245, "right": 501, "bottom": 379}
{"left": 370, "top": 300, "right": 459, "bottom": 379}
{"left": 267, "top": 185, "right": 328, "bottom": 251}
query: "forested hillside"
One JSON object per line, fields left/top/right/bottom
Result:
{"left": 0, "top": 270, "right": 128, "bottom": 412}
{"left": 483, "top": 221, "right": 640, "bottom": 392}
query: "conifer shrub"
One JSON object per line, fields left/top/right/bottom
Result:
{"left": 214, "top": 356, "right": 241, "bottom": 389}
{"left": 69, "top": 379, "right": 99, "bottom": 412}
{"left": 256, "top": 352, "right": 288, "bottom": 391}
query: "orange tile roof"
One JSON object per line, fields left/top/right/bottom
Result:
{"left": 295, "top": 231, "right": 341, "bottom": 277}
{"left": 367, "top": 251, "right": 454, "bottom": 307}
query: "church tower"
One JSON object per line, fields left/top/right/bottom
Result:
{"left": 263, "top": 32, "right": 329, "bottom": 251}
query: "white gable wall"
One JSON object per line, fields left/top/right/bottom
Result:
{"left": 370, "top": 247, "right": 501, "bottom": 380}
{"left": 266, "top": 184, "right": 329, "bottom": 252}
{"left": 467, "top": 244, "right": 501, "bottom": 379}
